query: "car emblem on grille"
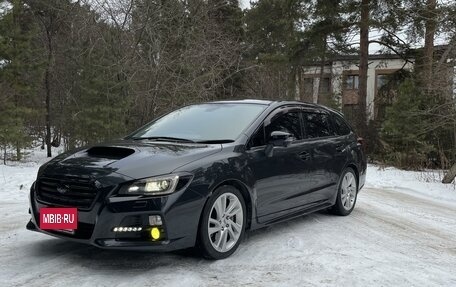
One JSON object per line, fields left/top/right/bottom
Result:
{"left": 57, "top": 184, "right": 70, "bottom": 194}
{"left": 94, "top": 180, "right": 102, "bottom": 189}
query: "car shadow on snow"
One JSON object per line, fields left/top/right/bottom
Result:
{"left": 28, "top": 238, "right": 205, "bottom": 271}
{"left": 27, "top": 210, "right": 337, "bottom": 271}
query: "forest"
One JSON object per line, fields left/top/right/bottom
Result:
{"left": 0, "top": 0, "right": 455, "bottom": 174}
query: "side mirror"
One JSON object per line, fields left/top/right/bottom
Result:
{"left": 270, "top": 131, "right": 294, "bottom": 147}
{"left": 265, "top": 131, "right": 294, "bottom": 157}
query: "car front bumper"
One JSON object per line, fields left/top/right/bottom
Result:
{"left": 27, "top": 182, "right": 206, "bottom": 252}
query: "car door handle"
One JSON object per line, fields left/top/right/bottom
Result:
{"left": 298, "top": 151, "right": 311, "bottom": 160}
{"left": 335, "top": 145, "right": 345, "bottom": 153}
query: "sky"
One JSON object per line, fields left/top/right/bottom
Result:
{"left": 240, "top": 0, "right": 251, "bottom": 10}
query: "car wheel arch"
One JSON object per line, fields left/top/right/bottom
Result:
{"left": 200, "top": 179, "right": 253, "bottom": 232}
{"left": 345, "top": 163, "right": 359, "bottom": 189}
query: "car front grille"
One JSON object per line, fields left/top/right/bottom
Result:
{"left": 36, "top": 176, "right": 98, "bottom": 210}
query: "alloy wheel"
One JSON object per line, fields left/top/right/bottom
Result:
{"left": 341, "top": 172, "right": 357, "bottom": 210}
{"left": 207, "top": 192, "right": 244, "bottom": 253}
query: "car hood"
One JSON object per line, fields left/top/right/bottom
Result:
{"left": 39, "top": 140, "right": 222, "bottom": 181}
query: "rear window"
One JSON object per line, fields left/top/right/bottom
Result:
{"left": 333, "top": 114, "right": 352, "bottom": 136}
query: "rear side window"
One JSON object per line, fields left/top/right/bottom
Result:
{"left": 265, "top": 111, "right": 303, "bottom": 141}
{"left": 303, "top": 112, "right": 332, "bottom": 138}
{"left": 333, "top": 115, "right": 352, "bottom": 136}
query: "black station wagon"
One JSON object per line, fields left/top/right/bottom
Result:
{"left": 27, "top": 100, "right": 366, "bottom": 259}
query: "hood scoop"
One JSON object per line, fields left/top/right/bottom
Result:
{"left": 86, "top": 146, "right": 135, "bottom": 160}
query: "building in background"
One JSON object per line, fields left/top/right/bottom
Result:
{"left": 299, "top": 46, "right": 455, "bottom": 124}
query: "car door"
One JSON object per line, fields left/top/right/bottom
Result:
{"left": 301, "top": 110, "right": 346, "bottom": 201}
{"left": 246, "top": 106, "right": 317, "bottom": 222}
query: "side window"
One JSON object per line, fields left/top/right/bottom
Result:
{"left": 303, "top": 112, "right": 332, "bottom": 138}
{"left": 333, "top": 115, "right": 351, "bottom": 136}
{"left": 250, "top": 124, "right": 266, "bottom": 147}
{"left": 265, "top": 111, "right": 302, "bottom": 141}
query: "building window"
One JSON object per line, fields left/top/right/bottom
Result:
{"left": 303, "top": 78, "right": 314, "bottom": 94}
{"left": 375, "top": 73, "right": 396, "bottom": 121}
{"left": 319, "top": 77, "right": 331, "bottom": 94}
{"left": 345, "top": 75, "right": 359, "bottom": 90}
{"left": 376, "top": 74, "right": 389, "bottom": 89}
{"left": 300, "top": 77, "right": 314, "bottom": 102}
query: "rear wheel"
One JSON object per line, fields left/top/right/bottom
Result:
{"left": 330, "top": 168, "right": 358, "bottom": 216}
{"left": 198, "top": 186, "right": 246, "bottom": 260}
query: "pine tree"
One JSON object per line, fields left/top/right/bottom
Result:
{"left": 244, "top": 0, "right": 308, "bottom": 99}
{"left": 304, "top": 0, "right": 351, "bottom": 104}
{"left": 71, "top": 25, "right": 129, "bottom": 145}
{"left": 0, "top": 0, "right": 41, "bottom": 161}
{"left": 208, "top": 0, "right": 244, "bottom": 99}
{"left": 381, "top": 79, "right": 432, "bottom": 168}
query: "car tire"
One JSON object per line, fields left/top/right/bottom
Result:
{"left": 330, "top": 168, "right": 358, "bottom": 216}
{"left": 198, "top": 185, "right": 246, "bottom": 260}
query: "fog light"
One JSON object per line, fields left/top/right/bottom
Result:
{"left": 151, "top": 227, "right": 160, "bottom": 240}
{"left": 149, "top": 215, "right": 163, "bottom": 226}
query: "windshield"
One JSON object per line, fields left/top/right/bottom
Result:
{"left": 130, "top": 103, "right": 267, "bottom": 142}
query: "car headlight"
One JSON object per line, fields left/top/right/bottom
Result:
{"left": 118, "top": 175, "right": 180, "bottom": 196}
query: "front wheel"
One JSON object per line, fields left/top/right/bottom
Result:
{"left": 198, "top": 186, "right": 246, "bottom": 259}
{"left": 330, "top": 168, "right": 358, "bottom": 216}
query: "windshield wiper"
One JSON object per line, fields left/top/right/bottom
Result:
{"left": 196, "top": 139, "right": 235, "bottom": 144}
{"left": 131, "top": 136, "right": 196, "bottom": 143}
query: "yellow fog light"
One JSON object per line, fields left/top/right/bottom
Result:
{"left": 151, "top": 227, "right": 160, "bottom": 240}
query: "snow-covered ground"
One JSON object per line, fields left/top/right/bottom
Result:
{"left": 367, "top": 165, "right": 456, "bottom": 202}
{"left": 0, "top": 161, "right": 455, "bottom": 286}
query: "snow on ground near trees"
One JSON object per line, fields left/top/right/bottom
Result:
{"left": 0, "top": 161, "right": 455, "bottom": 286}
{"left": 367, "top": 165, "right": 456, "bottom": 203}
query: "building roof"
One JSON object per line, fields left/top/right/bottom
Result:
{"left": 312, "top": 44, "right": 450, "bottom": 64}
{"left": 333, "top": 53, "right": 405, "bottom": 61}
